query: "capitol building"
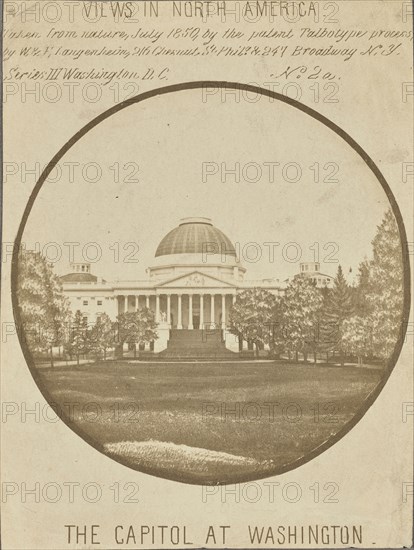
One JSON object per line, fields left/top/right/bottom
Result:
{"left": 60, "top": 217, "right": 333, "bottom": 353}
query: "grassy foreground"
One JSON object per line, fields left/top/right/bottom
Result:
{"left": 38, "top": 361, "right": 383, "bottom": 483}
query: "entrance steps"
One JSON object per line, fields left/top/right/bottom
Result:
{"left": 155, "top": 329, "right": 237, "bottom": 360}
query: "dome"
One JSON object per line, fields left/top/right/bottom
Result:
{"left": 60, "top": 272, "right": 98, "bottom": 283}
{"left": 155, "top": 218, "right": 236, "bottom": 258}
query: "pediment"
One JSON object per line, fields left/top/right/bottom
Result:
{"left": 157, "top": 271, "right": 236, "bottom": 289}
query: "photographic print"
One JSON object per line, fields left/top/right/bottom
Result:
{"left": 2, "top": 1, "right": 413, "bottom": 547}
{"left": 12, "top": 83, "right": 409, "bottom": 485}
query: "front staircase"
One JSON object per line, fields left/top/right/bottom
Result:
{"left": 156, "top": 329, "right": 237, "bottom": 360}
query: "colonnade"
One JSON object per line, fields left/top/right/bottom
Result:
{"left": 117, "top": 292, "right": 237, "bottom": 330}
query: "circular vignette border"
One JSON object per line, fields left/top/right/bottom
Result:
{"left": 11, "top": 81, "right": 411, "bottom": 485}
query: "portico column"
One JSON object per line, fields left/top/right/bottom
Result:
{"left": 210, "top": 294, "right": 215, "bottom": 327}
{"left": 155, "top": 294, "right": 160, "bottom": 322}
{"left": 232, "top": 294, "right": 236, "bottom": 305}
{"left": 177, "top": 294, "right": 182, "bottom": 329}
{"left": 200, "top": 294, "right": 204, "bottom": 329}
{"left": 135, "top": 295, "right": 139, "bottom": 311}
{"left": 222, "top": 294, "right": 226, "bottom": 329}
{"left": 145, "top": 295, "right": 150, "bottom": 308}
{"left": 124, "top": 295, "right": 128, "bottom": 313}
{"left": 188, "top": 294, "right": 193, "bottom": 329}
{"left": 167, "top": 294, "right": 171, "bottom": 326}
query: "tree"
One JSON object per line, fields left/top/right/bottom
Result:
{"left": 17, "top": 250, "right": 70, "bottom": 366}
{"left": 353, "top": 259, "right": 372, "bottom": 318}
{"left": 66, "top": 310, "right": 90, "bottom": 366}
{"left": 117, "top": 308, "right": 158, "bottom": 358}
{"left": 342, "top": 315, "right": 373, "bottom": 365}
{"left": 313, "top": 285, "right": 331, "bottom": 363}
{"left": 40, "top": 260, "right": 71, "bottom": 367}
{"left": 228, "top": 288, "right": 278, "bottom": 356}
{"left": 268, "top": 296, "right": 284, "bottom": 358}
{"left": 17, "top": 251, "right": 47, "bottom": 353}
{"left": 90, "top": 313, "right": 115, "bottom": 360}
{"left": 281, "top": 277, "right": 324, "bottom": 362}
{"left": 367, "top": 209, "right": 404, "bottom": 363}
{"left": 320, "top": 265, "right": 354, "bottom": 366}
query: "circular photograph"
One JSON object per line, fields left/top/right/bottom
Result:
{"left": 13, "top": 82, "right": 409, "bottom": 484}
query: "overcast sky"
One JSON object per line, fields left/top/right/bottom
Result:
{"left": 22, "top": 88, "right": 392, "bottom": 283}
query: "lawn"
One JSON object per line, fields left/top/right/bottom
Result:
{"left": 38, "top": 360, "right": 384, "bottom": 484}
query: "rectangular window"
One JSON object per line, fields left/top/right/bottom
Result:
{"left": 83, "top": 300, "right": 88, "bottom": 306}
{"left": 97, "top": 300, "right": 103, "bottom": 306}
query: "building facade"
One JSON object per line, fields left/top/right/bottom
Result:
{"left": 295, "top": 262, "right": 334, "bottom": 287}
{"left": 60, "top": 217, "right": 333, "bottom": 351}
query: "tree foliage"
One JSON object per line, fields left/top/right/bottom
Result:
{"left": 281, "top": 277, "right": 324, "bottom": 360}
{"left": 117, "top": 308, "right": 158, "bottom": 357}
{"left": 353, "top": 259, "right": 372, "bottom": 318}
{"left": 341, "top": 315, "right": 373, "bottom": 365}
{"left": 90, "top": 313, "right": 116, "bottom": 360}
{"left": 228, "top": 288, "right": 279, "bottom": 356}
{"left": 66, "top": 310, "right": 91, "bottom": 365}
{"left": 327, "top": 210, "right": 403, "bottom": 365}
{"left": 367, "top": 208, "right": 404, "bottom": 362}
{"left": 321, "top": 265, "right": 354, "bottom": 365}
{"left": 17, "top": 250, "right": 70, "bottom": 365}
